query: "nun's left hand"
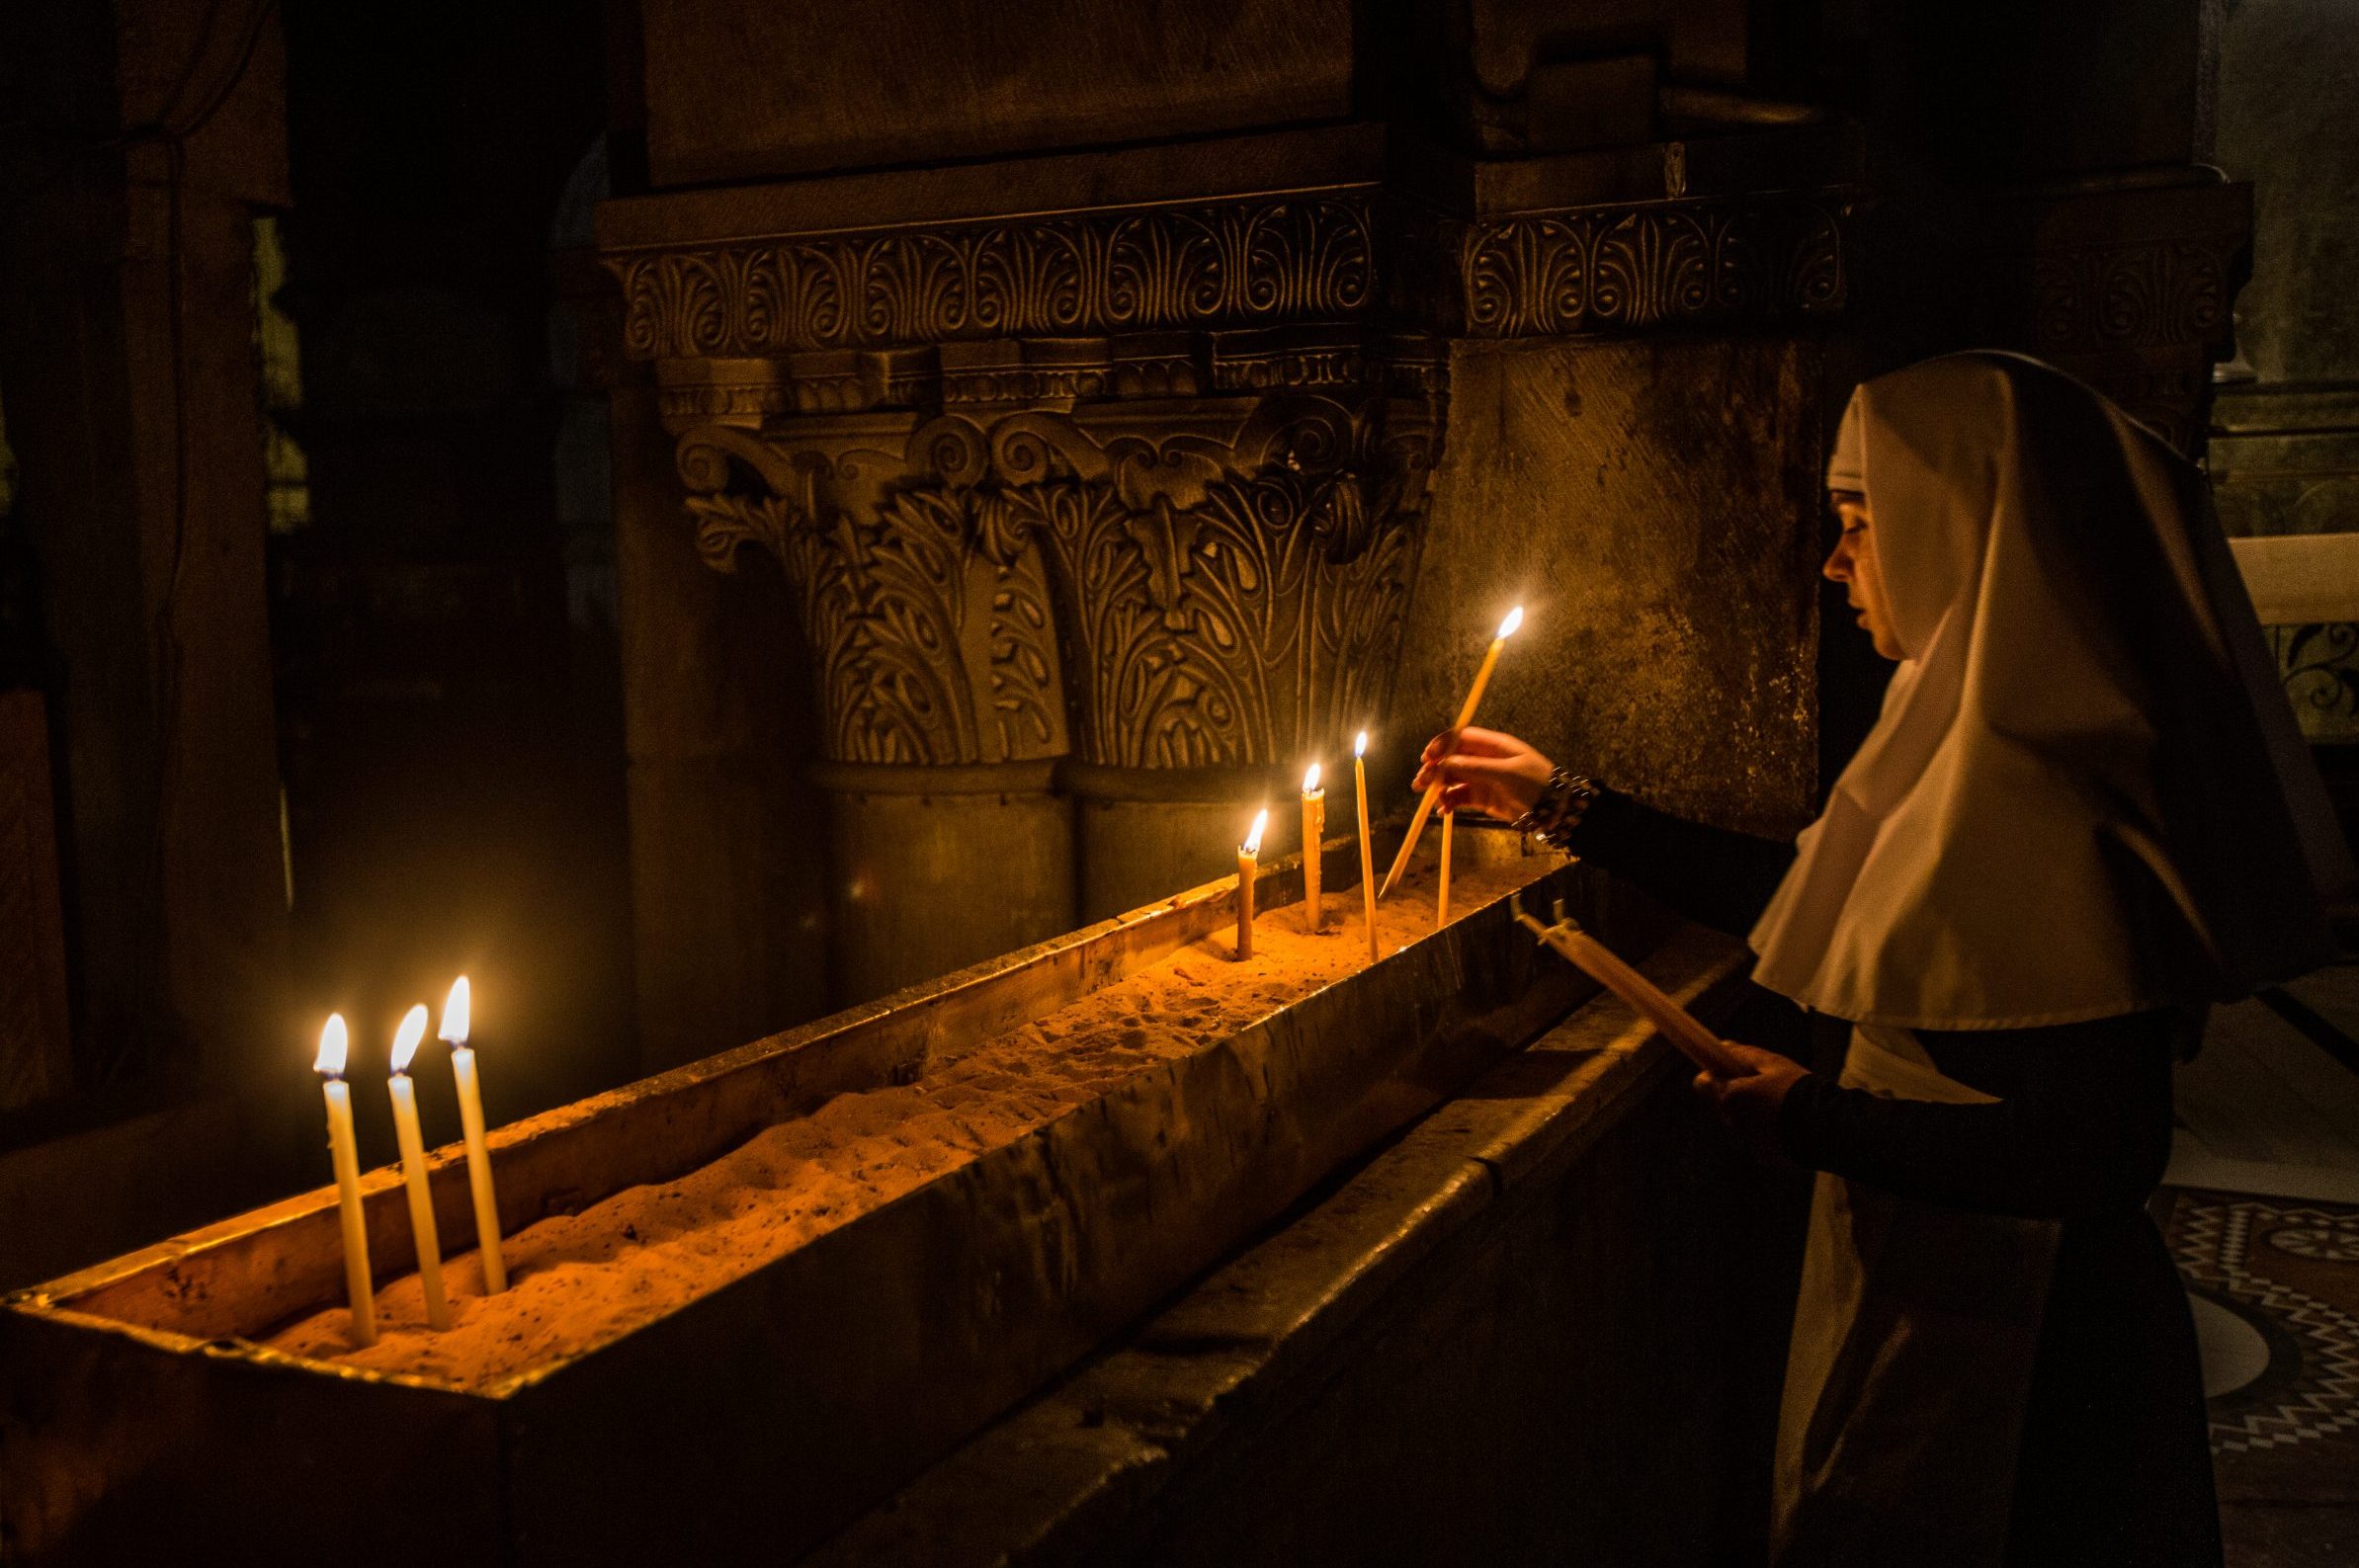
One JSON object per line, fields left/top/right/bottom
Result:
{"left": 1691, "top": 1042, "right": 1811, "bottom": 1163}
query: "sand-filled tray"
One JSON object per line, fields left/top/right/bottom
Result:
{"left": 1, "top": 828, "right": 1609, "bottom": 1566}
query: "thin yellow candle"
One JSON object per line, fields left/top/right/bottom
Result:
{"left": 1353, "top": 731, "right": 1379, "bottom": 964}
{"left": 1235, "top": 808, "right": 1268, "bottom": 960}
{"left": 1380, "top": 605, "right": 1523, "bottom": 898}
{"left": 312, "top": 1015, "right": 377, "bottom": 1349}
{"left": 1438, "top": 809, "right": 1454, "bottom": 930}
{"left": 1301, "top": 763, "right": 1325, "bottom": 933}
{"left": 439, "top": 977, "right": 505, "bottom": 1295}
{"left": 385, "top": 1004, "right": 451, "bottom": 1331}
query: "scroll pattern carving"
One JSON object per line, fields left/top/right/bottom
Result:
{"left": 2273, "top": 622, "right": 2359, "bottom": 746}
{"left": 2027, "top": 242, "right": 2229, "bottom": 356}
{"left": 1459, "top": 198, "right": 1849, "bottom": 338}
{"left": 676, "top": 395, "right": 1434, "bottom": 771}
{"left": 1970, "top": 180, "right": 2249, "bottom": 459}
{"left": 615, "top": 197, "right": 1378, "bottom": 360}
{"left": 2012, "top": 237, "right": 2240, "bottom": 454}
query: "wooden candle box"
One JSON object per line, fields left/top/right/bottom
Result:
{"left": 1, "top": 832, "right": 1620, "bottom": 1565}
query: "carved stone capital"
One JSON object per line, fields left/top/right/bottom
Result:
{"left": 925, "top": 393, "right": 1436, "bottom": 768}
{"left": 676, "top": 390, "right": 1436, "bottom": 773}
{"left": 677, "top": 419, "right": 1068, "bottom": 769}
{"left": 629, "top": 177, "right": 1868, "bottom": 788}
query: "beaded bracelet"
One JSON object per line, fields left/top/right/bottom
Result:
{"left": 1511, "top": 768, "right": 1602, "bottom": 850}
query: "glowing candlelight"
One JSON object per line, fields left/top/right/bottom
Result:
{"left": 1235, "top": 808, "right": 1268, "bottom": 960}
{"left": 1301, "top": 763, "right": 1325, "bottom": 934}
{"left": 439, "top": 977, "right": 505, "bottom": 1295}
{"left": 1381, "top": 606, "right": 1523, "bottom": 898}
{"left": 313, "top": 1016, "right": 377, "bottom": 1349}
{"left": 385, "top": 1004, "right": 450, "bottom": 1331}
{"left": 1438, "top": 809, "right": 1455, "bottom": 930}
{"left": 1354, "top": 732, "right": 1379, "bottom": 963}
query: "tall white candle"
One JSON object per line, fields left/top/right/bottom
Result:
{"left": 313, "top": 1015, "right": 377, "bottom": 1349}
{"left": 1438, "top": 808, "right": 1455, "bottom": 930}
{"left": 439, "top": 976, "right": 505, "bottom": 1295}
{"left": 385, "top": 1004, "right": 450, "bottom": 1331}
{"left": 1301, "top": 763, "right": 1325, "bottom": 934}
{"left": 1381, "top": 606, "right": 1522, "bottom": 898}
{"left": 1235, "top": 808, "right": 1268, "bottom": 961}
{"left": 1354, "top": 732, "right": 1379, "bottom": 964}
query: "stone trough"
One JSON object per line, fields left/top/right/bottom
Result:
{"left": 0, "top": 828, "right": 1640, "bottom": 1565}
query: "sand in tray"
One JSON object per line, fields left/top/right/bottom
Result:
{"left": 264, "top": 851, "right": 1557, "bottom": 1389}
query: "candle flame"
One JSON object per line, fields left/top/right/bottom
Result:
{"left": 1242, "top": 808, "right": 1268, "bottom": 856}
{"left": 1354, "top": 730, "right": 1368, "bottom": 758}
{"left": 1497, "top": 605, "right": 1524, "bottom": 638}
{"left": 314, "top": 1014, "right": 349, "bottom": 1077}
{"left": 438, "top": 975, "right": 471, "bottom": 1046}
{"left": 1303, "top": 762, "right": 1321, "bottom": 794}
{"left": 389, "top": 1004, "right": 430, "bottom": 1075}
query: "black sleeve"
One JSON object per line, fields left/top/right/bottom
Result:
{"left": 1556, "top": 786, "right": 1798, "bottom": 938}
{"left": 1774, "top": 1013, "right": 2177, "bottom": 1219}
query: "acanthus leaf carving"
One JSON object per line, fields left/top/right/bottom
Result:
{"left": 1459, "top": 197, "right": 1850, "bottom": 339}
{"left": 915, "top": 396, "right": 1435, "bottom": 769}
{"left": 675, "top": 425, "right": 1064, "bottom": 768}
{"left": 677, "top": 393, "right": 1438, "bottom": 777}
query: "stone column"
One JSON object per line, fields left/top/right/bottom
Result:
{"left": 603, "top": 150, "right": 1448, "bottom": 990}
{"left": 670, "top": 413, "right": 1078, "bottom": 997}
{"left": 663, "top": 368, "right": 1440, "bottom": 970}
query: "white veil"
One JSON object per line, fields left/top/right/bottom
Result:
{"left": 1749, "top": 353, "right": 2351, "bottom": 1030}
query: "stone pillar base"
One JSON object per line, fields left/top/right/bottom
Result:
{"left": 813, "top": 760, "right": 1076, "bottom": 1002}
{"left": 1064, "top": 763, "right": 1303, "bottom": 923}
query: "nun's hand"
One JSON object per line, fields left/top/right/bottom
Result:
{"left": 1410, "top": 726, "right": 1553, "bottom": 821}
{"left": 1691, "top": 1042, "right": 1810, "bottom": 1164}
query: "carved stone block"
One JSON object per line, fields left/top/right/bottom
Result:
{"left": 1457, "top": 195, "right": 1851, "bottom": 339}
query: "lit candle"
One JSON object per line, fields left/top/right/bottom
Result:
{"left": 312, "top": 1015, "right": 377, "bottom": 1349}
{"left": 1381, "top": 605, "right": 1523, "bottom": 898}
{"left": 1301, "top": 763, "right": 1325, "bottom": 934}
{"left": 1235, "top": 808, "right": 1268, "bottom": 960}
{"left": 1438, "top": 808, "right": 1454, "bottom": 930}
{"left": 439, "top": 977, "right": 505, "bottom": 1295}
{"left": 385, "top": 1004, "right": 451, "bottom": 1331}
{"left": 1354, "top": 732, "right": 1379, "bottom": 964}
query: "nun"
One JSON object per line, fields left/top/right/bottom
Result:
{"left": 1415, "top": 352, "right": 2351, "bottom": 1565}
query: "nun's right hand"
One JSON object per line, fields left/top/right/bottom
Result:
{"left": 1691, "top": 1043, "right": 1810, "bottom": 1165}
{"left": 1411, "top": 726, "right": 1554, "bottom": 822}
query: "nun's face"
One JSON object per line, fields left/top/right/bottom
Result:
{"left": 1823, "top": 497, "right": 1903, "bottom": 661}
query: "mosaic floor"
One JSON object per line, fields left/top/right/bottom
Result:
{"left": 2163, "top": 1188, "right": 2359, "bottom": 1568}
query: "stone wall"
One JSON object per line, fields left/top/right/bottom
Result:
{"left": 1395, "top": 336, "right": 1829, "bottom": 837}
{"left": 0, "top": 2, "right": 294, "bottom": 1098}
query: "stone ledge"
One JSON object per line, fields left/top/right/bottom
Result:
{"left": 600, "top": 124, "right": 1393, "bottom": 252}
